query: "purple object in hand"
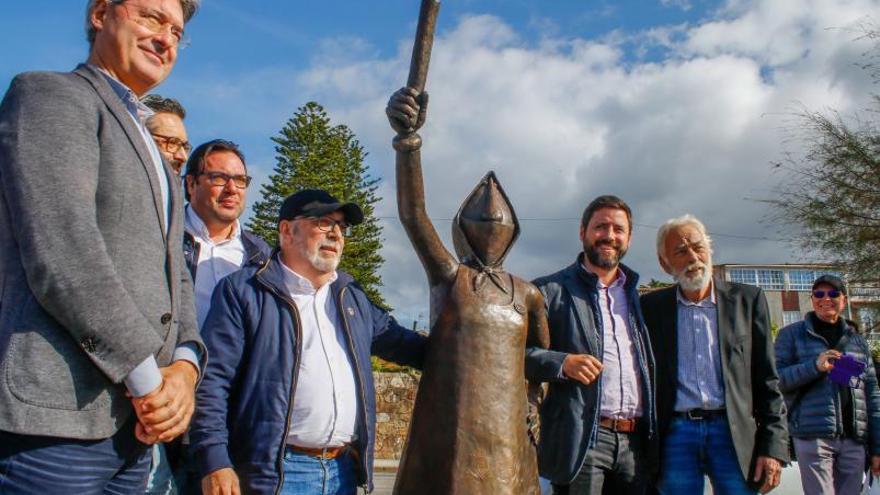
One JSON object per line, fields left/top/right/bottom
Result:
{"left": 828, "top": 354, "right": 866, "bottom": 388}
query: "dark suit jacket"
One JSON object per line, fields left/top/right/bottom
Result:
{"left": 0, "top": 64, "right": 204, "bottom": 439}
{"left": 640, "top": 279, "right": 789, "bottom": 480}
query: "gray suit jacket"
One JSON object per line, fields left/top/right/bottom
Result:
{"left": 0, "top": 64, "right": 205, "bottom": 440}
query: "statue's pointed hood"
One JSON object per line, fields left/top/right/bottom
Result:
{"left": 452, "top": 171, "right": 520, "bottom": 292}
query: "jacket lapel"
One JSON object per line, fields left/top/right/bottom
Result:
{"left": 713, "top": 279, "right": 737, "bottom": 373}
{"left": 563, "top": 265, "right": 599, "bottom": 354}
{"left": 662, "top": 287, "right": 680, "bottom": 384}
{"left": 73, "top": 64, "right": 167, "bottom": 241}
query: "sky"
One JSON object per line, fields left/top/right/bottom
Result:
{"left": 1, "top": 0, "right": 878, "bottom": 333}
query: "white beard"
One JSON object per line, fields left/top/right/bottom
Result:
{"left": 675, "top": 260, "right": 713, "bottom": 293}
{"left": 305, "top": 239, "right": 341, "bottom": 273}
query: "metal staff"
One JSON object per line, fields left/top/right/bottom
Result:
{"left": 407, "top": 0, "right": 441, "bottom": 93}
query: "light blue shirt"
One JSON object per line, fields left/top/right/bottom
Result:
{"left": 96, "top": 68, "right": 199, "bottom": 397}
{"left": 674, "top": 284, "right": 725, "bottom": 411}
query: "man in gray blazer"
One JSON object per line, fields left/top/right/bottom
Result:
{"left": 0, "top": 0, "right": 205, "bottom": 491}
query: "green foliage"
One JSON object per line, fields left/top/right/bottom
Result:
{"left": 371, "top": 355, "right": 419, "bottom": 374}
{"left": 247, "top": 102, "right": 388, "bottom": 307}
{"left": 869, "top": 339, "right": 880, "bottom": 363}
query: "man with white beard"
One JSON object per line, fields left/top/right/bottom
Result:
{"left": 640, "top": 215, "right": 789, "bottom": 495}
{"left": 188, "top": 189, "right": 427, "bottom": 494}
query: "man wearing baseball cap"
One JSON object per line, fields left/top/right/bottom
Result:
{"left": 775, "top": 274, "right": 880, "bottom": 494}
{"left": 189, "top": 189, "right": 427, "bottom": 494}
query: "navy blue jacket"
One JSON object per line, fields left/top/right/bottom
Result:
{"left": 775, "top": 314, "right": 880, "bottom": 454}
{"left": 525, "top": 255, "right": 656, "bottom": 485}
{"left": 189, "top": 255, "right": 427, "bottom": 494}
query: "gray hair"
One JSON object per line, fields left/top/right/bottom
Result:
{"left": 656, "top": 214, "right": 713, "bottom": 263}
{"left": 141, "top": 94, "right": 186, "bottom": 119}
{"left": 85, "top": 0, "right": 200, "bottom": 44}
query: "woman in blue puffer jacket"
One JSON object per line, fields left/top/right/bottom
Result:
{"left": 775, "top": 274, "right": 880, "bottom": 495}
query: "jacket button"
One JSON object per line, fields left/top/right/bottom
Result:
{"left": 81, "top": 337, "right": 96, "bottom": 353}
{"left": 160, "top": 313, "right": 172, "bottom": 325}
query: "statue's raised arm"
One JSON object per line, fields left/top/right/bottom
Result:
{"left": 387, "top": 87, "right": 457, "bottom": 287}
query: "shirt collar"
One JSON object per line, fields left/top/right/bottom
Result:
{"left": 676, "top": 280, "right": 716, "bottom": 307}
{"left": 185, "top": 205, "right": 241, "bottom": 244}
{"left": 581, "top": 262, "right": 626, "bottom": 289}
{"left": 280, "top": 259, "right": 337, "bottom": 296}
{"left": 92, "top": 65, "right": 154, "bottom": 123}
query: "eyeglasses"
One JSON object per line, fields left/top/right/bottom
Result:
{"left": 151, "top": 133, "right": 192, "bottom": 155}
{"left": 119, "top": 2, "right": 190, "bottom": 49}
{"left": 306, "top": 216, "right": 352, "bottom": 237}
{"left": 197, "top": 171, "right": 252, "bottom": 189}
{"left": 812, "top": 289, "right": 842, "bottom": 299}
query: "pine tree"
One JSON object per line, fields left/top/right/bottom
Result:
{"left": 248, "top": 102, "right": 387, "bottom": 307}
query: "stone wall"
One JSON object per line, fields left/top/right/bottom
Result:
{"left": 373, "top": 371, "right": 420, "bottom": 460}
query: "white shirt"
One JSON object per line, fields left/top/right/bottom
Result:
{"left": 282, "top": 264, "right": 359, "bottom": 448}
{"left": 185, "top": 206, "right": 246, "bottom": 328}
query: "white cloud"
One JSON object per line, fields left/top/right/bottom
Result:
{"left": 175, "top": 0, "right": 880, "bottom": 319}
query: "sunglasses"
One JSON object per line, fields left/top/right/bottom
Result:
{"left": 812, "top": 289, "right": 842, "bottom": 299}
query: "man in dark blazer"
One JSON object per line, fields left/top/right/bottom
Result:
{"left": 526, "top": 195, "right": 656, "bottom": 495}
{"left": 640, "top": 214, "right": 788, "bottom": 495}
{"left": 0, "top": 0, "right": 205, "bottom": 491}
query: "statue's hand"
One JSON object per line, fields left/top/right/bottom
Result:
{"left": 386, "top": 87, "right": 429, "bottom": 135}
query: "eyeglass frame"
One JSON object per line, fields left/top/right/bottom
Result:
{"left": 117, "top": 1, "right": 191, "bottom": 49}
{"left": 295, "top": 215, "right": 353, "bottom": 237}
{"left": 195, "top": 171, "right": 253, "bottom": 189}
{"left": 150, "top": 132, "right": 192, "bottom": 155}
{"left": 812, "top": 289, "right": 842, "bottom": 299}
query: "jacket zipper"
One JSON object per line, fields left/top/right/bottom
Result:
{"left": 257, "top": 279, "right": 304, "bottom": 495}
{"left": 336, "top": 286, "right": 371, "bottom": 491}
{"left": 803, "top": 325, "right": 845, "bottom": 436}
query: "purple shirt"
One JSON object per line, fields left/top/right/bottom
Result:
{"left": 587, "top": 265, "right": 643, "bottom": 419}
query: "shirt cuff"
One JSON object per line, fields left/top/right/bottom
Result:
{"left": 124, "top": 356, "right": 162, "bottom": 398}
{"left": 173, "top": 343, "right": 201, "bottom": 377}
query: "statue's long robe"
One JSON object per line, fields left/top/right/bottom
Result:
{"left": 393, "top": 173, "right": 541, "bottom": 495}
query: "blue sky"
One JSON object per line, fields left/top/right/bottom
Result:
{"left": 2, "top": 1, "right": 878, "bottom": 345}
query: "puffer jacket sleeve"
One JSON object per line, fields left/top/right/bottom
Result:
{"left": 775, "top": 322, "right": 824, "bottom": 393}
{"left": 190, "top": 277, "right": 248, "bottom": 479}
{"left": 860, "top": 339, "right": 880, "bottom": 455}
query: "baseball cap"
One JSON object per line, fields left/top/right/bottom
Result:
{"left": 278, "top": 189, "right": 364, "bottom": 226}
{"left": 812, "top": 274, "right": 847, "bottom": 295}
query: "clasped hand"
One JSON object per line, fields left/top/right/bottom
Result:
{"left": 131, "top": 360, "right": 199, "bottom": 444}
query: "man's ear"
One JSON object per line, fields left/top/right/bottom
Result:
{"left": 658, "top": 254, "right": 672, "bottom": 275}
{"left": 185, "top": 175, "right": 195, "bottom": 197}
{"left": 90, "top": 0, "right": 110, "bottom": 34}
{"left": 578, "top": 224, "right": 587, "bottom": 244}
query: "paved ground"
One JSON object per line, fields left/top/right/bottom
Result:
{"left": 370, "top": 465, "right": 808, "bottom": 495}
{"left": 372, "top": 471, "right": 395, "bottom": 494}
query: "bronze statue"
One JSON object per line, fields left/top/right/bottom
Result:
{"left": 387, "top": 86, "right": 549, "bottom": 494}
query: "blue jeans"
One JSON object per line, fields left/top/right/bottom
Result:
{"left": 145, "top": 444, "right": 177, "bottom": 494}
{"left": 280, "top": 448, "right": 358, "bottom": 495}
{"left": 0, "top": 417, "right": 151, "bottom": 494}
{"left": 656, "top": 416, "right": 756, "bottom": 495}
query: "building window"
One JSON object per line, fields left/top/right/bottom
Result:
{"left": 787, "top": 270, "right": 816, "bottom": 291}
{"left": 783, "top": 311, "right": 802, "bottom": 327}
{"left": 729, "top": 269, "right": 757, "bottom": 286}
{"left": 758, "top": 270, "right": 784, "bottom": 290}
